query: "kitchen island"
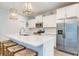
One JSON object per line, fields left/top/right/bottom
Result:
{"left": 5, "top": 34, "right": 56, "bottom": 56}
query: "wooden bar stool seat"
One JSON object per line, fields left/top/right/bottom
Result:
{"left": 0, "top": 40, "right": 12, "bottom": 56}
{"left": 0, "top": 42, "right": 1, "bottom": 55}
{"left": 0, "top": 40, "right": 12, "bottom": 44}
{"left": 14, "top": 49, "right": 38, "bottom": 56}
{"left": 3, "top": 42, "right": 17, "bottom": 56}
{"left": 7, "top": 45, "right": 25, "bottom": 56}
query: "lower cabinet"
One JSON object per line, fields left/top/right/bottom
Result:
{"left": 43, "top": 39, "right": 54, "bottom": 56}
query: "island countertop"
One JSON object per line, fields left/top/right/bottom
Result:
{"left": 5, "top": 34, "right": 56, "bottom": 56}
{"left": 5, "top": 34, "right": 56, "bottom": 47}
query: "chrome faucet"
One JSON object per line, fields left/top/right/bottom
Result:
{"left": 19, "top": 27, "right": 25, "bottom": 35}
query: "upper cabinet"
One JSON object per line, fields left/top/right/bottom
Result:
{"left": 36, "top": 15, "right": 43, "bottom": 23}
{"left": 66, "top": 4, "right": 79, "bottom": 18}
{"left": 56, "top": 3, "right": 79, "bottom": 19}
{"left": 28, "top": 18, "right": 36, "bottom": 28}
{"left": 56, "top": 7, "right": 66, "bottom": 19}
{"left": 28, "top": 15, "right": 43, "bottom": 28}
{"left": 43, "top": 14, "right": 56, "bottom": 27}
{"left": 28, "top": 14, "right": 56, "bottom": 28}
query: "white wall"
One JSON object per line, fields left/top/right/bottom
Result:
{"left": 0, "top": 10, "right": 27, "bottom": 37}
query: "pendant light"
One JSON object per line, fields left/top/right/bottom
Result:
{"left": 23, "top": 2, "right": 33, "bottom": 16}
{"left": 9, "top": 3, "right": 18, "bottom": 20}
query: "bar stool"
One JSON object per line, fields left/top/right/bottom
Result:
{"left": 3, "top": 42, "right": 17, "bottom": 56}
{"left": 7, "top": 45, "right": 25, "bottom": 56}
{"left": 14, "top": 49, "right": 38, "bottom": 56}
{"left": 0, "top": 42, "right": 1, "bottom": 55}
{"left": 0, "top": 40, "right": 12, "bottom": 56}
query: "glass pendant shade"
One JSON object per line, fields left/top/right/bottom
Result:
{"left": 9, "top": 8, "right": 18, "bottom": 20}
{"left": 23, "top": 2, "right": 33, "bottom": 16}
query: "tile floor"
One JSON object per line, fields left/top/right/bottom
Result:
{"left": 54, "top": 49, "right": 74, "bottom": 56}
{"left": 0, "top": 49, "right": 74, "bottom": 56}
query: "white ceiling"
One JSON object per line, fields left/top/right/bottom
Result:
{"left": 0, "top": 2, "right": 76, "bottom": 16}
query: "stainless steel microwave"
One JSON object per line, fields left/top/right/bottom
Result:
{"left": 36, "top": 23, "right": 43, "bottom": 28}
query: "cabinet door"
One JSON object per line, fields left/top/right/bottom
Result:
{"left": 43, "top": 14, "right": 56, "bottom": 27}
{"left": 56, "top": 7, "right": 66, "bottom": 19}
{"left": 28, "top": 20, "right": 33, "bottom": 28}
{"left": 66, "top": 4, "right": 79, "bottom": 18}
{"left": 65, "top": 18, "right": 77, "bottom": 54}
{"left": 28, "top": 19, "right": 36, "bottom": 28}
{"left": 36, "top": 15, "right": 43, "bottom": 23}
{"left": 43, "top": 39, "right": 54, "bottom": 56}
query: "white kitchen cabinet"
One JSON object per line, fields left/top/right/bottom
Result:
{"left": 56, "top": 3, "right": 79, "bottom": 19}
{"left": 36, "top": 15, "right": 43, "bottom": 23}
{"left": 43, "top": 39, "right": 54, "bottom": 56}
{"left": 43, "top": 14, "right": 56, "bottom": 27}
{"left": 56, "top": 7, "right": 66, "bottom": 19}
{"left": 66, "top": 4, "right": 79, "bottom": 18}
{"left": 28, "top": 19, "right": 36, "bottom": 28}
{"left": 28, "top": 15, "right": 43, "bottom": 28}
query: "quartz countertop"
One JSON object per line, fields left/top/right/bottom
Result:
{"left": 6, "top": 34, "right": 56, "bottom": 47}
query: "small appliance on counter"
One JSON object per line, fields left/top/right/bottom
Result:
{"left": 33, "top": 29, "right": 45, "bottom": 35}
{"left": 34, "top": 22, "right": 44, "bottom": 35}
{"left": 36, "top": 22, "right": 43, "bottom": 28}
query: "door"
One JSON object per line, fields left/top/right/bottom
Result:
{"left": 56, "top": 19, "right": 65, "bottom": 50}
{"left": 64, "top": 17, "right": 77, "bottom": 54}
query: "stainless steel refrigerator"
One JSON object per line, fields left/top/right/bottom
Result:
{"left": 56, "top": 17, "right": 79, "bottom": 55}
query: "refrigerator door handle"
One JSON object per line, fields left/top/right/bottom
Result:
{"left": 62, "top": 33, "right": 65, "bottom": 38}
